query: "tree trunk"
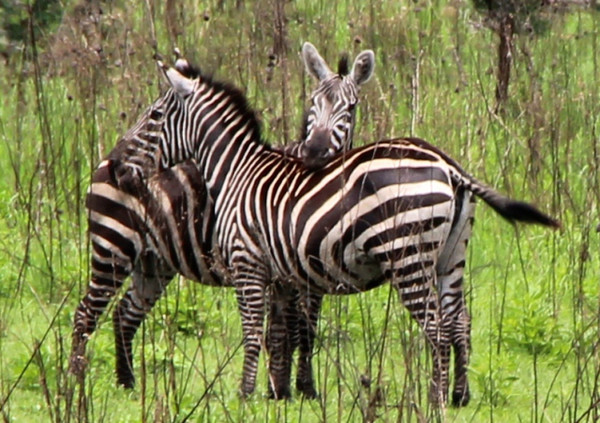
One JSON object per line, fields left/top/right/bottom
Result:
{"left": 495, "top": 13, "right": 514, "bottom": 112}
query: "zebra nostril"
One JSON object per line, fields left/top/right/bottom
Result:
{"left": 303, "top": 128, "right": 330, "bottom": 154}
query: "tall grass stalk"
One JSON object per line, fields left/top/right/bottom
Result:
{"left": 0, "top": 1, "right": 598, "bottom": 421}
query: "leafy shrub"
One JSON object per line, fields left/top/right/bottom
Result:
{"left": 502, "top": 291, "right": 570, "bottom": 357}
{"left": 0, "top": 0, "right": 63, "bottom": 54}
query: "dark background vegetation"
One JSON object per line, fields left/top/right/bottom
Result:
{"left": 0, "top": 0, "right": 599, "bottom": 421}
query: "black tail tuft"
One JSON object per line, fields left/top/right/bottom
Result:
{"left": 457, "top": 173, "right": 561, "bottom": 229}
{"left": 495, "top": 198, "right": 561, "bottom": 229}
{"left": 474, "top": 188, "right": 561, "bottom": 229}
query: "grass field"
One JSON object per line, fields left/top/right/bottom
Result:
{"left": 0, "top": 0, "right": 599, "bottom": 421}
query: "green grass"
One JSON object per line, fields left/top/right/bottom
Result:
{"left": 0, "top": 0, "right": 599, "bottom": 421}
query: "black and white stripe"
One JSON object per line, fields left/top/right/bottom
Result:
{"left": 70, "top": 157, "right": 219, "bottom": 387}
{"left": 140, "top": 61, "right": 559, "bottom": 405}
{"left": 69, "top": 47, "right": 365, "bottom": 398}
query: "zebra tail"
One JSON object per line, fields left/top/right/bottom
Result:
{"left": 396, "top": 137, "right": 560, "bottom": 229}
{"left": 455, "top": 172, "right": 561, "bottom": 229}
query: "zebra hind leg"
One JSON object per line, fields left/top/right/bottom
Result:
{"left": 436, "top": 187, "right": 474, "bottom": 407}
{"left": 70, "top": 245, "right": 133, "bottom": 379}
{"left": 437, "top": 270, "right": 471, "bottom": 407}
{"left": 113, "top": 256, "right": 174, "bottom": 389}
{"left": 436, "top": 271, "right": 471, "bottom": 407}
{"left": 392, "top": 270, "right": 450, "bottom": 406}
{"left": 450, "top": 306, "right": 471, "bottom": 407}
{"left": 267, "top": 285, "right": 322, "bottom": 399}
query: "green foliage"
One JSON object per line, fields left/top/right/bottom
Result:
{"left": 471, "top": 0, "right": 551, "bottom": 34}
{"left": 502, "top": 292, "right": 571, "bottom": 356}
{"left": 0, "top": 0, "right": 599, "bottom": 421}
{"left": 471, "top": 364, "right": 519, "bottom": 407}
{"left": 0, "top": 0, "right": 63, "bottom": 51}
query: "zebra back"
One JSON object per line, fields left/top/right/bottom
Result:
{"left": 400, "top": 137, "right": 561, "bottom": 228}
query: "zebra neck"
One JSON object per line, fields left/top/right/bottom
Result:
{"left": 109, "top": 98, "right": 169, "bottom": 179}
{"left": 187, "top": 79, "right": 270, "bottom": 198}
{"left": 200, "top": 123, "right": 269, "bottom": 199}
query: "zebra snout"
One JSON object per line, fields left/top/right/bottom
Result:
{"left": 301, "top": 129, "right": 332, "bottom": 169}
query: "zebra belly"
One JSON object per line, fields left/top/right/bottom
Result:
{"left": 306, "top": 218, "right": 452, "bottom": 294}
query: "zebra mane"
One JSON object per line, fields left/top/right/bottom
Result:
{"left": 156, "top": 53, "right": 267, "bottom": 150}
{"left": 298, "top": 109, "right": 310, "bottom": 142}
{"left": 206, "top": 77, "right": 267, "bottom": 147}
{"left": 337, "top": 53, "right": 349, "bottom": 76}
{"left": 170, "top": 59, "right": 268, "bottom": 149}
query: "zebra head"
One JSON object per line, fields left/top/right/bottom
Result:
{"left": 301, "top": 42, "right": 375, "bottom": 169}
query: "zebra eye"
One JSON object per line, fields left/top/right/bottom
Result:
{"left": 347, "top": 103, "right": 357, "bottom": 112}
{"left": 149, "top": 109, "right": 163, "bottom": 120}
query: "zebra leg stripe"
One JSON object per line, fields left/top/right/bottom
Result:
{"left": 295, "top": 290, "right": 322, "bottom": 398}
{"left": 266, "top": 282, "right": 296, "bottom": 399}
{"left": 233, "top": 258, "right": 268, "bottom": 397}
{"left": 267, "top": 286, "right": 323, "bottom": 399}
{"left": 392, "top": 270, "right": 450, "bottom": 405}
{"left": 450, "top": 303, "right": 471, "bottom": 406}
{"left": 70, "top": 245, "right": 133, "bottom": 377}
{"left": 113, "top": 262, "right": 174, "bottom": 388}
{"left": 437, "top": 188, "right": 475, "bottom": 406}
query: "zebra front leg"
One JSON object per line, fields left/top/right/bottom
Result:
{"left": 70, "top": 248, "right": 132, "bottom": 378}
{"left": 233, "top": 265, "right": 268, "bottom": 398}
{"left": 113, "top": 260, "right": 174, "bottom": 388}
{"left": 296, "top": 289, "right": 322, "bottom": 399}
{"left": 266, "top": 282, "right": 295, "bottom": 399}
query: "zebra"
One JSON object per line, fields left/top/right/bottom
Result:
{"left": 276, "top": 42, "right": 374, "bottom": 168}
{"left": 127, "top": 56, "right": 559, "bottom": 406}
{"left": 69, "top": 44, "right": 373, "bottom": 399}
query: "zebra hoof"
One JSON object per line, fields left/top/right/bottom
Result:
{"left": 297, "top": 381, "right": 318, "bottom": 399}
{"left": 117, "top": 375, "right": 136, "bottom": 390}
{"left": 268, "top": 386, "right": 292, "bottom": 400}
{"left": 428, "top": 382, "right": 448, "bottom": 407}
{"left": 68, "top": 354, "right": 88, "bottom": 377}
{"left": 452, "top": 389, "right": 470, "bottom": 407}
{"left": 239, "top": 384, "right": 256, "bottom": 400}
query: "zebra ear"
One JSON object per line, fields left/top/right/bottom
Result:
{"left": 350, "top": 50, "right": 375, "bottom": 86}
{"left": 164, "top": 66, "right": 195, "bottom": 97}
{"left": 157, "top": 59, "right": 195, "bottom": 97}
{"left": 174, "top": 47, "right": 190, "bottom": 74}
{"left": 302, "top": 42, "right": 333, "bottom": 81}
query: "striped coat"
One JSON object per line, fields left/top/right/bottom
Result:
{"left": 146, "top": 61, "right": 558, "bottom": 405}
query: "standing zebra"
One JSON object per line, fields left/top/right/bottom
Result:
{"left": 69, "top": 44, "right": 375, "bottom": 398}
{"left": 125, "top": 56, "right": 558, "bottom": 406}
